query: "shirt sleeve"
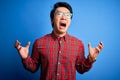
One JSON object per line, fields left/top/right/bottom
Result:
{"left": 75, "top": 41, "right": 94, "bottom": 74}
{"left": 22, "top": 39, "right": 40, "bottom": 73}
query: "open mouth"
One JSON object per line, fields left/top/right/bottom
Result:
{"left": 60, "top": 22, "right": 66, "bottom": 28}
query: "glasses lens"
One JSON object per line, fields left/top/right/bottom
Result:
{"left": 56, "top": 11, "right": 72, "bottom": 19}
{"left": 56, "top": 11, "right": 63, "bottom": 16}
{"left": 65, "top": 13, "right": 72, "bottom": 19}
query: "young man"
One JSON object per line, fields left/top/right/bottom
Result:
{"left": 14, "top": 2, "right": 104, "bottom": 80}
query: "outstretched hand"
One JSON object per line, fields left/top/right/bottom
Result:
{"left": 14, "top": 40, "right": 30, "bottom": 59}
{"left": 88, "top": 42, "right": 104, "bottom": 62}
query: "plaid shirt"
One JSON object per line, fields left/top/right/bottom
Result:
{"left": 23, "top": 32, "right": 93, "bottom": 80}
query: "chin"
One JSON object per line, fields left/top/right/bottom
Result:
{"left": 59, "top": 31, "right": 67, "bottom": 34}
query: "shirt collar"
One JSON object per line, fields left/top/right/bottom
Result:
{"left": 51, "top": 31, "right": 69, "bottom": 41}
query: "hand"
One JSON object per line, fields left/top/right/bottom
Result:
{"left": 88, "top": 42, "right": 104, "bottom": 62}
{"left": 14, "top": 40, "right": 30, "bottom": 59}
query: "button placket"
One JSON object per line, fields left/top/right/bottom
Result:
{"left": 58, "top": 50, "right": 61, "bottom": 54}
{"left": 56, "top": 38, "right": 63, "bottom": 79}
{"left": 59, "top": 40, "right": 62, "bottom": 54}
{"left": 58, "top": 62, "right": 60, "bottom": 65}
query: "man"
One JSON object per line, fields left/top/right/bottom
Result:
{"left": 14, "top": 2, "right": 104, "bottom": 80}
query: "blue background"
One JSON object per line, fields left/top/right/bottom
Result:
{"left": 0, "top": 0, "right": 120, "bottom": 80}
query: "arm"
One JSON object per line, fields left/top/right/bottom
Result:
{"left": 76, "top": 42, "right": 104, "bottom": 74}
{"left": 88, "top": 42, "right": 104, "bottom": 62}
{"left": 14, "top": 40, "right": 40, "bottom": 73}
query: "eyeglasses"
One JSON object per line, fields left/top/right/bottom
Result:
{"left": 55, "top": 11, "right": 72, "bottom": 19}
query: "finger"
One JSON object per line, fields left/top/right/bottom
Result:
{"left": 14, "top": 40, "right": 21, "bottom": 48}
{"left": 26, "top": 41, "right": 30, "bottom": 48}
{"left": 100, "top": 42, "right": 104, "bottom": 47}
{"left": 98, "top": 42, "right": 104, "bottom": 50}
{"left": 96, "top": 42, "right": 104, "bottom": 53}
{"left": 98, "top": 44, "right": 103, "bottom": 50}
{"left": 18, "top": 46, "right": 22, "bottom": 51}
{"left": 96, "top": 46, "right": 101, "bottom": 53}
{"left": 88, "top": 42, "right": 91, "bottom": 49}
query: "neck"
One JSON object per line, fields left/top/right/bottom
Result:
{"left": 53, "top": 31, "right": 66, "bottom": 37}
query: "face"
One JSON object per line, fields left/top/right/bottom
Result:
{"left": 52, "top": 7, "right": 72, "bottom": 37}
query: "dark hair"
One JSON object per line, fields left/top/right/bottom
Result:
{"left": 50, "top": 2, "right": 73, "bottom": 27}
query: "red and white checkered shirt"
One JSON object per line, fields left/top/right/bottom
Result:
{"left": 22, "top": 32, "right": 93, "bottom": 80}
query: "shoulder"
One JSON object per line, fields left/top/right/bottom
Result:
{"left": 37, "top": 34, "right": 50, "bottom": 40}
{"left": 66, "top": 34, "right": 84, "bottom": 47}
{"left": 67, "top": 34, "right": 85, "bottom": 49}
{"left": 67, "top": 34, "right": 83, "bottom": 43}
{"left": 34, "top": 33, "right": 51, "bottom": 44}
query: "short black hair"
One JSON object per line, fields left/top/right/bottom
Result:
{"left": 50, "top": 2, "right": 73, "bottom": 27}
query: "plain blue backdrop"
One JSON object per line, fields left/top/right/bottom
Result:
{"left": 0, "top": 0, "right": 120, "bottom": 80}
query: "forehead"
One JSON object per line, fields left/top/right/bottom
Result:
{"left": 55, "top": 7, "right": 70, "bottom": 12}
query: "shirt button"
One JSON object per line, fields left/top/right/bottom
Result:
{"left": 57, "top": 73, "right": 59, "bottom": 76}
{"left": 59, "top": 51, "right": 61, "bottom": 54}
{"left": 58, "top": 62, "right": 60, "bottom": 65}
{"left": 60, "top": 41, "right": 62, "bottom": 43}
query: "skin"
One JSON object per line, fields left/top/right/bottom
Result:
{"left": 14, "top": 7, "right": 104, "bottom": 61}
{"left": 52, "top": 7, "right": 71, "bottom": 37}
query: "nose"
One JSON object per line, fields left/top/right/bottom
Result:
{"left": 61, "top": 13, "right": 66, "bottom": 20}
